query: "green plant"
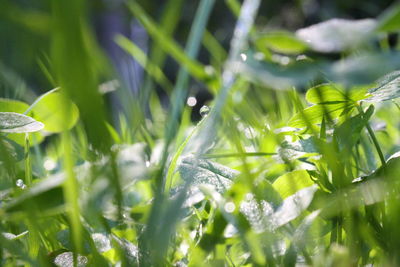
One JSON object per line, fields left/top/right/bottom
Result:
{"left": 2, "top": 0, "right": 400, "bottom": 266}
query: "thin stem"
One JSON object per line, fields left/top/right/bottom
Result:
{"left": 357, "top": 105, "right": 386, "bottom": 167}
{"left": 24, "top": 133, "right": 32, "bottom": 186}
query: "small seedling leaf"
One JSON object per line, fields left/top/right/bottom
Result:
{"left": 0, "top": 112, "right": 44, "bottom": 133}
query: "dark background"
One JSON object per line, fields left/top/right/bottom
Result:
{"left": 0, "top": 0, "right": 395, "bottom": 105}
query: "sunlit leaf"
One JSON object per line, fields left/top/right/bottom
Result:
{"left": 178, "top": 155, "right": 238, "bottom": 193}
{"left": 365, "top": 70, "right": 400, "bottom": 102}
{"left": 30, "top": 91, "right": 79, "bottom": 133}
{"left": 0, "top": 112, "right": 44, "bottom": 133}
{"left": 255, "top": 31, "right": 308, "bottom": 54}
{"left": 237, "top": 52, "right": 321, "bottom": 90}
{"left": 334, "top": 105, "right": 374, "bottom": 148}
{"left": 0, "top": 98, "right": 44, "bottom": 146}
{"left": 288, "top": 102, "right": 352, "bottom": 127}
{"left": 296, "top": 18, "right": 376, "bottom": 53}
{"left": 329, "top": 52, "right": 400, "bottom": 86}
{"left": 271, "top": 185, "right": 318, "bottom": 229}
{"left": 53, "top": 252, "right": 88, "bottom": 267}
{"left": 273, "top": 170, "right": 315, "bottom": 198}
{"left": 277, "top": 137, "right": 319, "bottom": 161}
{"left": 306, "top": 84, "right": 367, "bottom": 104}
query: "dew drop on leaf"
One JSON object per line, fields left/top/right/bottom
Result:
{"left": 16, "top": 179, "right": 26, "bottom": 189}
{"left": 199, "top": 105, "right": 210, "bottom": 117}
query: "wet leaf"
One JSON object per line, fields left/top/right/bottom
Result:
{"left": 365, "top": 70, "right": 400, "bottom": 102}
{"left": 0, "top": 112, "right": 44, "bottom": 133}
{"left": 277, "top": 137, "right": 319, "bottom": 161}
{"left": 178, "top": 155, "right": 238, "bottom": 193}
{"left": 53, "top": 252, "right": 88, "bottom": 267}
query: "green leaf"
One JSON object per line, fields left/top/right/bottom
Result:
{"left": 296, "top": 18, "right": 376, "bottom": 53}
{"left": 0, "top": 98, "right": 44, "bottom": 146}
{"left": 270, "top": 185, "right": 318, "bottom": 229}
{"left": 0, "top": 98, "right": 30, "bottom": 113}
{"left": 334, "top": 105, "right": 374, "bottom": 149}
{"left": 4, "top": 173, "right": 65, "bottom": 214}
{"left": 238, "top": 52, "right": 321, "bottom": 90}
{"left": 178, "top": 155, "right": 238, "bottom": 193}
{"left": 0, "top": 112, "right": 44, "bottom": 133}
{"left": 30, "top": 91, "right": 79, "bottom": 133}
{"left": 329, "top": 52, "right": 400, "bottom": 86}
{"left": 0, "top": 137, "right": 24, "bottom": 162}
{"left": 288, "top": 102, "right": 353, "bottom": 128}
{"left": 277, "top": 137, "right": 319, "bottom": 161}
{"left": 376, "top": 3, "right": 400, "bottom": 32}
{"left": 365, "top": 70, "right": 400, "bottom": 102}
{"left": 306, "top": 84, "right": 367, "bottom": 104}
{"left": 255, "top": 31, "right": 308, "bottom": 54}
{"left": 273, "top": 170, "right": 315, "bottom": 199}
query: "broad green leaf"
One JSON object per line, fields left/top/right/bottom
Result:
{"left": 296, "top": 18, "right": 376, "bottom": 53}
{"left": 354, "top": 151, "right": 400, "bottom": 183}
{"left": 288, "top": 102, "right": 353, "bottom": 128}
{"left": 0, "top": 112, "right": 44, "bottom": 133}
{"left": 306, "top": 84, "right": 368, "bottom": 104}
{"left": 376, "top": 3, "right": 400, "bottom": 32}
{"left": 0, "top": 98, "right": 44, "bottom": 146}
{"left": 277, "top": 137, "right": 319, "bottom": 161}
{"left": 270, "top": 185, "right": 318, "bottom": 229}
{"left": 329, "top": 52, "right": 400, "bottom": 86}
{"left": 273, "top": 170, "right": 315, "bottom": 199}
{"left": 30, "top": 91, "right": 79, "bottom": 132}
{"left": 237, "top": 52, "right": 321, "bottom": 90}
{"left": 0, "top": 98, "right": 30, "bottom": 113}
{"left": 255, "top": 31, "right": 308, "bottom": 54}
{"left": 178, "top": 155, "right": 238, "bottom": 193}
{"left": 334, "top": 105, "right": 374, "bottom": 149}
{"left": 365, "top": 70, "right": 400, "bottom": 102}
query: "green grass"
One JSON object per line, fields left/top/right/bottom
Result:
{"left": 2, "top": 0, "right": 400, "bottom": 266}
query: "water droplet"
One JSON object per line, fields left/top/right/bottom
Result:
{"left": 296, "top": 54, "right": 307, "bottom": 61}
{"left": 145, "top": 161, "right": 151, "bottom": 167}
{"left": 245, "top": 193, "right": 254, "bottom": 201}
{"left": 43, "top": 158, "right": 57, "bottom": 171}
{"left": 204, "top": 65, "right": 215, "bottom": 76}
{"left": 253, "top": 52, "right": 265, "bottom": 61}
{"left": 186, "top": 96, "right": 197, "bottom": 107}
{"left": 16, "top": 179, "right": 26, "bottom": 189}
{"left": 199, "top": 105, "right": 210, "bottom": 117}
{"left": 240, "top": 53, "right": 247, "bottom": 61}
{"left": 224, "top": 202, "right": 236, "bottom": 213}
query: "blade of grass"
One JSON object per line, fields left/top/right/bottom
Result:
{"left": 115, "top": 36, "right": 173, "bottom": 93}
{"left": 126, "top": 1, "right": 210, "bottom": 83}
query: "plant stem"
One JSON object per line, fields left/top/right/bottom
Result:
{"left": 357, "top": 105, "right": 386, "bottom": 167}
{"left": 24, "top": 133, "right": 32, "bottom": 186}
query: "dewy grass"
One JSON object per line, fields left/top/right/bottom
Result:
{"left": 3, "top": 0, "right": 400, "bottom": 266}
